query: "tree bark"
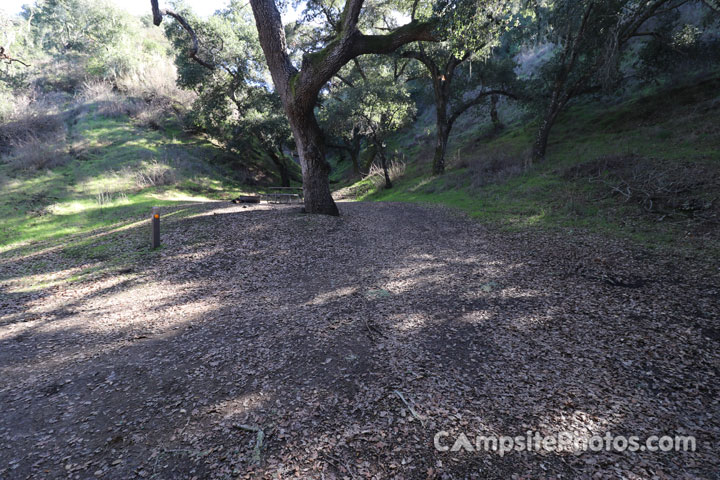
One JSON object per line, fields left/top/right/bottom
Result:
{"left": 432, "top": 80, "right": 450, "bottom": 175}
{"left": 531, "top": 101, "right": 561, "bottom": 163}
{"left": 490, "top": 94, "right": 502, "bottom": 131}
{"left": 377, "top": 147, "right": 393, "bottom": 189}
{"left": 286, "top": 106, "right": 339, "bottom": 215}
{"left": 248, "top": 0, "right": 438, "bottom": 215}
{"left": 268, "top": 150, "right": 291, "bottom": 187}
{"left": 433, "top": 114, "right": 450, "bottom": 175}
{"left": 363, "top": 144, "right": 377, "bottom": 173}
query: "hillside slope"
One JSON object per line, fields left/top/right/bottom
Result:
{"left": 0, "top": 86, "right": 266, "bottom": 285}
{"left": 336, "top": 74, "right": 720, "bottom": 254}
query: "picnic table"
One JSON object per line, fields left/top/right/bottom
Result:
{"left": 264, "top": 186, "right": 303, "bottom": 204}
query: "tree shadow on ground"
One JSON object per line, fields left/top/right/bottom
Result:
{"left": 1, "top": 201, "right": 718, "bottom": 479}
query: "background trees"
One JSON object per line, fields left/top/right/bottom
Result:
{"left": 319, "top": 56, "right": 415, "bottom": 183}
{"left": 2, "top": 0, "right": 718, "bottom": 214}
{"left": 401, "top": 44, "right": 518, "bottom": 174}
{"left": 164, "top": 2, "right": 300, "bottom": 186}
{"left": 526, "top": 0, "right": 698, "bottom": 163}
{"left": 243, "top": 0, "right": 442, "bottom": 214}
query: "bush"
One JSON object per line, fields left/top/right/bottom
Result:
{"left": 467, "top": 148, "right": 526, "bottom": 189}
{"left": 132, "top": 98, "right": 172, "bottom": 130}
{"left": 115, "top": 56, "right": 188, "bottom": 100}
{"left": 32, "top": 55, "right": 89, "bottom": 94}
{"left": 0, "top": 90, "right": 69, "bottom": 152}
{"left": 0, "top": 91, "right": 70, "bottom": 166}
{"left": 2, "top": 134, "right": 69, "bottom": 170}
{"left": 129, "top": 159, "right": 177, "bottom": 189}
{"left": 96, "top": 189, "right": 128, "bottom": 207}
{"left": 78, "top": 81, "right": 135, "bottom": 118}
{"left": 366, "top": 159, "right": 406, "bottom": 189}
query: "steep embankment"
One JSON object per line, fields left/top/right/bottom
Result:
{"left": 337, "top": 75, "right": 720, "bottom": 253}
{"left": 0, "top": 88, "right": 257, "bottom": 262}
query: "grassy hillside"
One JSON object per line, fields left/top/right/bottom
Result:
{"left": 0, "top": 85, "right": 273, "bottom": 287}
{"left": 336, "top": 74, "right": 720, "bottom": 253}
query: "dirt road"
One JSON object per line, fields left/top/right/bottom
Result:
{"left": 1, "top": 201, "right": 718, "bottom": 479}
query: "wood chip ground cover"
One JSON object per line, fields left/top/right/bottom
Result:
{"left": 0, "top": 201, "right": 718, "bottom": 479}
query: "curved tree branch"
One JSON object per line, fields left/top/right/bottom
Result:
{"left": 400, "top": 48, "right": 438, "bottom": 78}
{"left": 0, "top": 46, "right": 30, "bottom": 67}
{"left": 151, "top": 0, "right": 215, "bottom": 70}
{"left": 448, "top": 89, "right": 517, "bottom": 128}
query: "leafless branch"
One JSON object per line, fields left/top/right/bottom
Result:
{"left": 448, "top": 89, "right": 517, "bottom": 128}
{"left": 0, "top": 46, "right": 30, "bottom": 67}
{"left": 334, "top": 73, "right": 355, "bottom": 87}
{"left": 352, "top": 57, "right": 367, "bottom": 82}
{"left": 151, "top": 0, "right": 215, "bottom": 70}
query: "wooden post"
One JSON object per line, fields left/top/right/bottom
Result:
{"left": 151, "top": 207, "right": 160, "bottom": 249}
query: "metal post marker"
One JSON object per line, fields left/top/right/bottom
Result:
{"left": 151, "top": 207, "right": 160, "bottom": 249}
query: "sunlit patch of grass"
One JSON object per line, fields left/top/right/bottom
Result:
{"left": 0, "top": 105, "right": 243, "bottom": 262}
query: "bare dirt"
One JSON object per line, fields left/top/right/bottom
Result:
{"left": 1, "top": 201, "right": 718, "bottom": 479}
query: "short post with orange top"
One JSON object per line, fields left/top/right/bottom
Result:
{"left": 151, "top": 207, "right": 160, "bottom": 249}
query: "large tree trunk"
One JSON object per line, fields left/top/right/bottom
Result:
{"left": 531, "top": 117, "right": 552, "bottom": 163}
{"left": 433, "top": 94, "right": 450, "bottom": 175}
{"left": 287, "top": 107, "right": 339, "bottom": 215}
{"left": 490, "top": 94, "right": 503, "bottom": 131}
{"left": 377, "top": 148, "right": 393, "bottom": 189}
{"left": 531, "top": 99, "right": 562, "bottom": 164}
{"left": 433, "top": 122, "right": 450, "bottom": 176}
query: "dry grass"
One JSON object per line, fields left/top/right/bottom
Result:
{"left": 0, "top": 91, "right": 71, "bottom": 169}
{"left": 95, "top": 189, "right": 128, "bottom": 207}
{"left": 0, "top": 91, "right": 69, "bottom": 154}
{"left": 78, "top": 81, "right": 137, "bottom": 118}
{"left": 127, "top": 158, "right": 177, "bottom": 189}
{"left": 466, "top": 147, "right": 527, "bottom": 189}
{"left": 132, "top": 98, "right": 172, "bottom": 130}
{"left": 115, "top": 56, "right": 190, "bottom": 101}
{"left": 366, "top": 159, "right": 406, "bottom": 189}
{"left": 3, "top": 134, "right": 70, "bottom": 171}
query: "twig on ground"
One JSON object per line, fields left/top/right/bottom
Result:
{"left": 234, "top": 423, "right": 272, "bottom": 464}
{"left": 393, "top": 390, "right": 425, "bottom": 427}
{"left": 363, "top": 317, "right": 384, "bottom": 337}
{"left": 322, "top": 452, "right": 358, "bottom": 479}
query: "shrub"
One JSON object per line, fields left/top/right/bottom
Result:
{"left": 132, "top": 98, "right": 171, "bottom": 130}
{"left": 115, "top": 56, "right": 188, "bottom": 100}
{"left": 467, "top": 148, "right": 526, "bottom": 189}
{"left": 96, "top": 189, "right": 128, "bottom": 207}
{"left": 2, "top": 134, "right": 69, "bottom": 170}
{"left": 78, "top": 81, "right": 135, "bottom": 118}
{"left": 0, "top": 91, "right": 69, "bottom": 154}
{"left": 366, "top": 159, "right": 406, "bottom": 189}
{"left": 129, "top": 159, "right": 177, "bottom": 189}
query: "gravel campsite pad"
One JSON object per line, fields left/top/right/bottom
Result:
{"left": 1, "top": 201, "right": 718, "bottom": 479}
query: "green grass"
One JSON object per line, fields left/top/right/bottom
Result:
{"left": 0, "top": 100, "right": 254, "bottom": 285}
{"left": 351, "top": 75, "right": 720, "bottom": 253}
